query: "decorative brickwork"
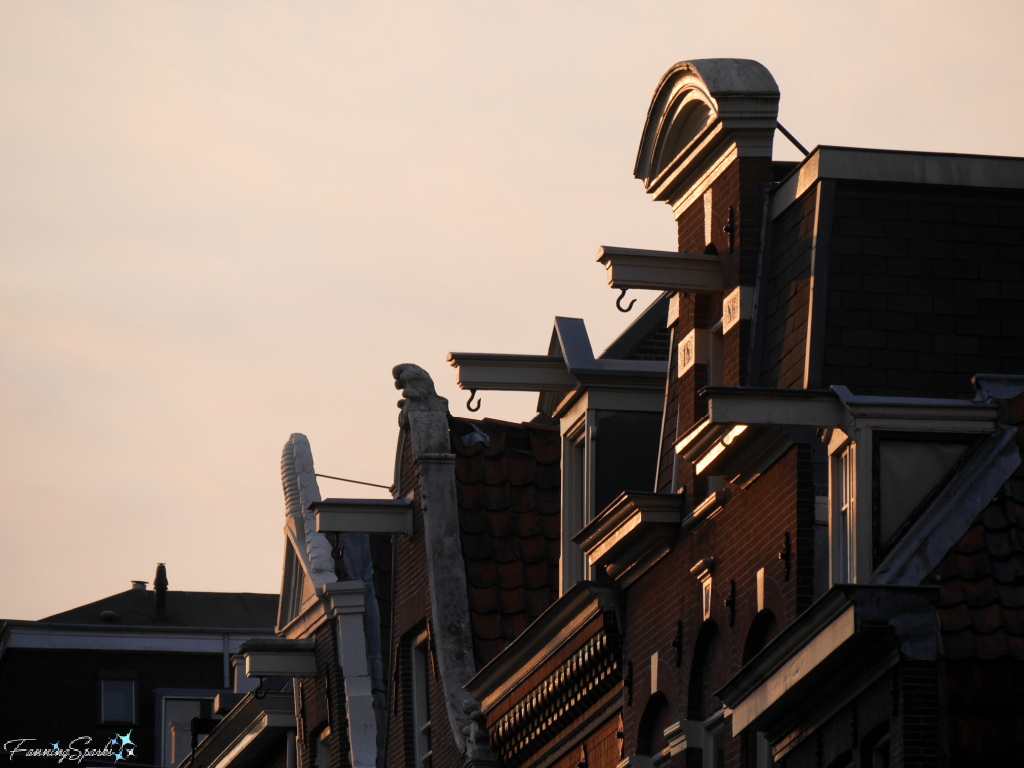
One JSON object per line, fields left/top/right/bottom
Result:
{"left": 622, "top": 447, "right": 812, "bottom": 757}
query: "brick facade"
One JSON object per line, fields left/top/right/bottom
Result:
{"left": 623, "top": 447, "right": 814, "bottom": 759}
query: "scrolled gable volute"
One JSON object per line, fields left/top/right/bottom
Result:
{"left": 634, "top": 59, "right": 780, "bottom": 208}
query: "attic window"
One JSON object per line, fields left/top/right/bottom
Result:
{"left": 100, "top": 679, "right": 134, "bottom": 724}
{"left": 561, "top": 417, "right": 591, "bottom": 593}
{"left": 872, "top": 432, "right": 975, "bottom": 565}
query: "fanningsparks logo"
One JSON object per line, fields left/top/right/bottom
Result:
{"left": 3, "top": 732, "right": 136, "bottom": 763}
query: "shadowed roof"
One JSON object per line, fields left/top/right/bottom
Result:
{"left": 450, "top": 416, "right": 561, "bottom": 669}
{"left": 929, "top": 390, "right": 1024, "bottom": 660}
{"left": 40, "top": 589, "right": 279, "bottom": 630}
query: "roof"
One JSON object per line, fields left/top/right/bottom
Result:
{"left": 449, "top": 416, "right": 561, "bottom": 669}
{"left": 39, "top": 589, "right": 279, "bottom": 630}
{"left": 772, "top": 144, "right": 1024, "bottom": 220}
{"left": 929, "top": 389, "right": 1024, "bottom": 660}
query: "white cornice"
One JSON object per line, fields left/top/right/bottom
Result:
{"left": 465, "top": 582, "right": 617, "bottom": 710}
{"left": 574, "top": 492, "right": 684, "bottom": 586}
{"left": 0, "top": 624, "right": 272, "bottom": 657}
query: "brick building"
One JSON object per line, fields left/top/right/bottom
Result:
{"left": 193, "top": 57, "right": 1022, "bottom": 768}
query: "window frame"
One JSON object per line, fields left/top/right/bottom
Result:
{"left": 409, "top": 629, "right": 433, "bottom": 768}
{"left": 98, "top": 677, "right": 136, "bottom": 725}
{"left": 561, "top": 414, "right": 594, "bottom": 594}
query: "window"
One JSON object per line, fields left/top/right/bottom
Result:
{"left": 755, "top": 732, "right": 772, "bottom": 768}
{"left": 561, "top": 417, "right": 591, "bottom": 593}
{"left": 315, "top": 728, "right": 331, "bottom": 768}
{"left": 100, "top": 680, "right": 134, "bottom": 723}
{"left": 703, "top": 716, "right": 726, "bottom": 768}
{"left": 411, "top": 631, "right": 432, "bottom": 768}
{"left": 707, "top": 321, "right": 724, "bottom": 387}
{"left": 830, "top": 441, "right": 856, "bottom": 585}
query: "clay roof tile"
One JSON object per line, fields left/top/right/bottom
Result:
{"left": 456, "top": 454, "right": 485, "bottom": 485}
{"left": 459, "top": 506, "right": 489, "bottom": 535}
{"left": 524, "top": 560, "right": 549, "bottom": 590}
{"left": 451, "top": 417, "right": 562, "bottom": 669}
{"left": 468, "top": 584, "right": 499, "bottom": 614}
{"left": 457, "top": 482, "right": 484, "bottom": 510}
{"left": 484, "top": 484, "right": 512, "bottom": 511}
{"left": 493, "top": 536, "right": 522, "bottom": 564}
{"left": 502, "top": 612, "right": 529, "bottom": 640}
{"left": 931, "top": 438, "right": 1024, "bottom": 661}
{"left": 496, "top": 561, "right": 524, "bottom": 590}
{"left": 954, "top": 550, "right": 994, "bottom": 581}
{"left": 499, "top": 587, "right": 525, "bottom": 615}
{"left": 530, "top": 432, "right": 560, "bottom": 464}
{"left": 488, "top": 510, "right": 515, "bottom": 538}
{"left": 514, "top": 511, "right": 544, "bottom": 539}
{"left": 509, "top": 453, "right": 537, "bottom": 487}
{"left": 485, "top": 456, "right": 510, "bottom": 486}
{"left": 511, "top": 485, "right": 537, "bottom": 514}
{"left": 525, "top": 587, "right": 553, "bottom": 618}
{"left": 537, "top": 487, "right": 560, "bottom": 516}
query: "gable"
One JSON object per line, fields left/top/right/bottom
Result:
{"left": 277, "top": 535, "right": 318, "bottom": 633}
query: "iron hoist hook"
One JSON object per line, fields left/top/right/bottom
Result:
{"left": 615, "top": 288, "right": 636, "bottom": 313}
{"left": 466, "top": 389, "right": 482, "bottom": 412}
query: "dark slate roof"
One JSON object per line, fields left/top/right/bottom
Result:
{"left": 450, "top": 416, "right": 561, "bottom": 669}
{"left": 929, "top": 391, "right": 1024, "bottom": 660}
{"left": 40, "top": 589, "right": 279, "bottom": 630}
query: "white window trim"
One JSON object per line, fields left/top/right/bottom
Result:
{"left": 100, "top": 679, "right": 135, "bottom": 724}
{"left": 561, "top": 414, "right": 595, "bottom": 594}
{"left": 410, "top": 629, "right": 432, "bottom": 768}
{"left": 827, "top": 428, "right": 872, "bottom": 585}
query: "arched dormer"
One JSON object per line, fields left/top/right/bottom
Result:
{"left": 634, "top": 59, "right": 780, "bottom": 206}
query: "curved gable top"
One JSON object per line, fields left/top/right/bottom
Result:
{"left": 635, "top": 59, "right": 780, "bottom": 194}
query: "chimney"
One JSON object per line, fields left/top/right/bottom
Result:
{"left": 154, "top": 563, "right": 168, "bottom": 617}
{"left": 131, "top": 580, "right": 147, "bottom": 591}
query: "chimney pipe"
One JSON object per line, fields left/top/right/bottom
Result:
{"left": 154, "top": 563, "right": 168, "bottom": 618}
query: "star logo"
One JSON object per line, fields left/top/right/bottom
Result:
{"left": 117, "top": 731, "right": 135, "bottom": 749}
{"left": 126, "top": 747, "right": 135, "bottom": 758}
{"left": 114, "top": 751, "right": 124, "bottom": 762}
{"left": 51, "top": 743, "right": 59, "bottom": 751}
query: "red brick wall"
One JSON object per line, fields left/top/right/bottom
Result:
{"left": 622, "top": 446, "right": 814, "bottom": 759}
{"left": 659, "top": 157, "right": 772, "bottom": 496}
{"left": 545, "top": 713, "right": 623, "bottom": 768}
{"left": 294, "top": 624, "right": 352, "bottom": 768}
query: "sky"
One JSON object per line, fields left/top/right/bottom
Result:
{"left": 2, "top": 1, "right": 1023, "bottom": 620}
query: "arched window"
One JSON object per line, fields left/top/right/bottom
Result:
{"left": 742, "top": 610, "right": 778, "bottom": 665}
{"left": 687, "top": 621, "right": 718, "bottom": 721}
{"left": 636, "top": 692, "right": 671, "bottom": 757}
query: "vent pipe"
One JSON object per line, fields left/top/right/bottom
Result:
{"left": 154, "top": 563, "right": 168, "bottom": 617}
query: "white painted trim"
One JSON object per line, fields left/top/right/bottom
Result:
{"left": 315, "top": 501, "right": 413, "bottom": 537}
{"left": 596, "top": 246, "right": 724, "bottom": 293}
{"left": 730, "top": 607, "right": 855, "bottom": 734}
{"left": 722, "top": 286, "right": 752, "bottom": 335}
{"left": 678, "top": 330, "right": 708, "bottom": 377}
{"left": 245, "top": 651, "right": 317, "bottom": 678}
{"left": 0, "top": 626, "right": 270, "bottom": 655}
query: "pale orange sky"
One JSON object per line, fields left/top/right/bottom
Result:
{"left": 2, "top": 1, "right": 1023, "bottom": 620}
